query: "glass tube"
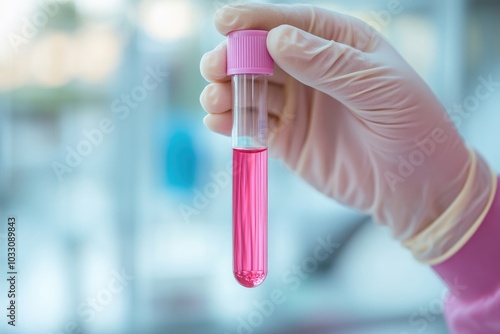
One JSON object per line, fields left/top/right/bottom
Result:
{"left": 232, "top": 73, "right": 268, "bottom": 288}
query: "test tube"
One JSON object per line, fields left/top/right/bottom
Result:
{"left": 227, "top": 30, "right": 274, "bottom": 288}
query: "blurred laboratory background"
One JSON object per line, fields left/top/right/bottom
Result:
{"left": 1, "top": 0, "right": 500, "bottom": 333}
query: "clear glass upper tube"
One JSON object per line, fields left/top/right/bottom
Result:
{"left": 232, "top": 74, "right": 268, "bottom": 149}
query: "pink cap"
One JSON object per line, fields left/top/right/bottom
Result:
{"left": 227, "top": 30, "right": 274, "bottom": 76}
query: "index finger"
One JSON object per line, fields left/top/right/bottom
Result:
{"left": 200, "top": 41, "right": 230, "bottom": 83}
{"left": 214, "top": 3, "right": 374, "bottom": 50}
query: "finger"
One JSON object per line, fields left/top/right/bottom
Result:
{"left": 200, "top": 42, "right": 230, "bottom": 83}
{"left": 203, "top": 113, "right": 231, "bottom": 136}
{"left": 214, "top": 3, "right": 376, "bottom": 50}
{"left": 201, "top": 41, "right": 289, "bottom": 85}
{"left": 267, "top": 25, "right": 383, "bottom": 109}
{"left": 200, "top": 83, "right": 231, "bottom": 114}
{"left": 200, "top": 82, "right": 285, "bottom": 117}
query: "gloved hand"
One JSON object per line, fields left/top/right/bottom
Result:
{"left": 199, "top": 3, "right": 496, "bottom": 264}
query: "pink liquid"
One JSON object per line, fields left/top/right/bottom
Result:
{"left": 233, "top": 148, "right": 268, "bottom": 288}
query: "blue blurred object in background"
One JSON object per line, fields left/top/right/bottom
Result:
{"left": 164, "top": 120, "right": 198, "bottom": 190}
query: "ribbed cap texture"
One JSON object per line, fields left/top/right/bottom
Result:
{"left": 227, "top": 30, "right": 274, "bottom": 75}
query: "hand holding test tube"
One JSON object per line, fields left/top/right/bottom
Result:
{"left": 200, "top": 5, "right": 499, "bottom": 331}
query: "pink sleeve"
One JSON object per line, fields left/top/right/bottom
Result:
{"left": 432, "top": 177, "right": 500, "bottom": 333}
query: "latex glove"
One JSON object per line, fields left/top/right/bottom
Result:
{"left": 199, "top": 3, "right": 496, "bottom": 264}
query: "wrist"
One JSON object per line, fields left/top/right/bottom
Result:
{"left": 402, "top": 148, "right": 497, "bottom": 264}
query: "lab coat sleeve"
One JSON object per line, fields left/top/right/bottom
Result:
{"left": 432, "top": 176, "right": 500, "bottom": 333}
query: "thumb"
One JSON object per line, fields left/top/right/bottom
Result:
{"left": 267, "top": 25, "right": 392, "bottom": 109}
